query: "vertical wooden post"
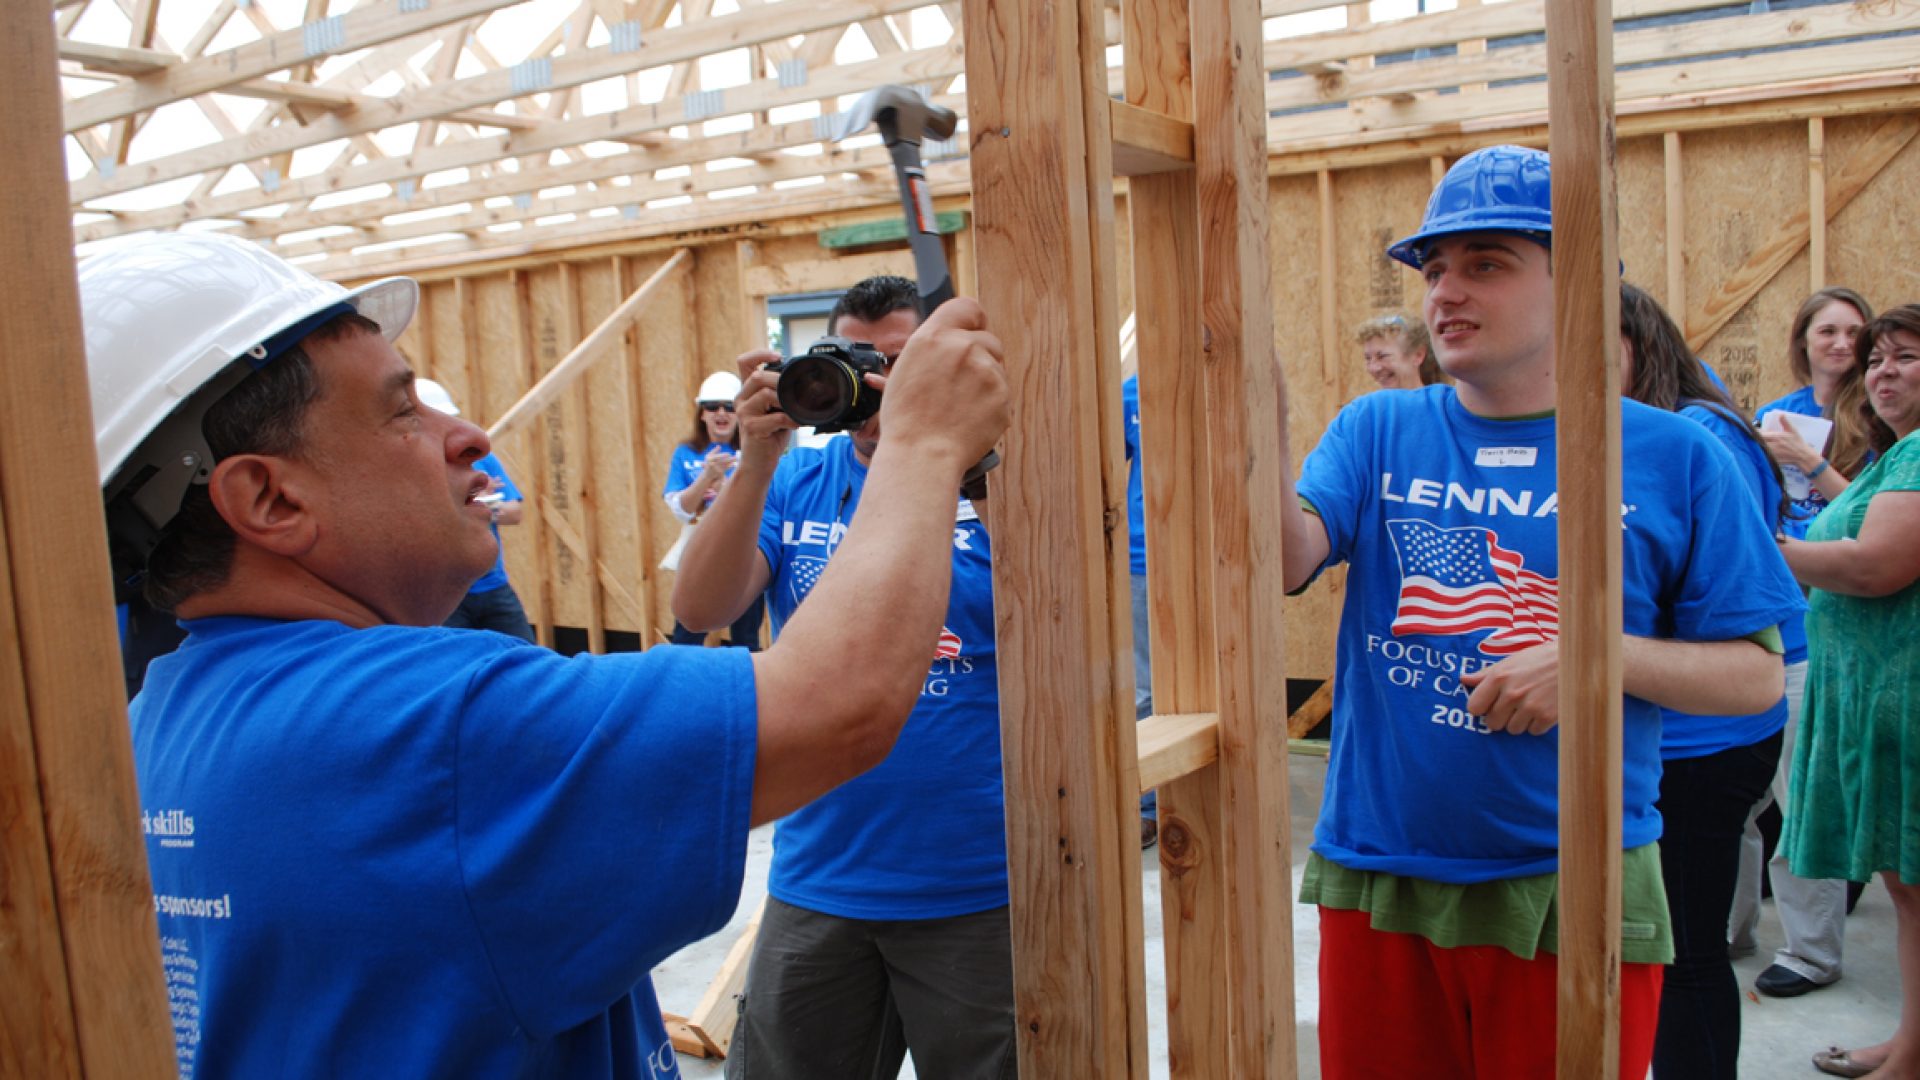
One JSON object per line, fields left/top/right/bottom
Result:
{"left": 965, "top": 0, "right": 1149, "bottom": 1072}
{"left": 1122, "top": 0, "right": 1228, "bottom": 1073}
{"left": 1664, "top": 132, "right": 1686, "bottom": 313}
{"left": 1546, "top": 1, "right": 1625, "bottom": 1075}
{"left": 1808, "top": 118, "right": 1827, "bottom": 292}
{"left": 1317, "top": 169, "right": 1340, "bottom": 383}
{"left": 0, "top": 5, "right": 174, "bottom": 1075}
{"left": 617, "top": 256, "right": 659, "bottom": 645}
{"left": 513, "top": 270, "right": 558, "bottom": 648}
{"left": 560, "top": 264, "right": 607, "bottom": 654}
{"left": 457, "top": 277, "right": 489, "bottom": 425}
{"left": 1191, "top": 0, "right": 1298, "bottom": 1073}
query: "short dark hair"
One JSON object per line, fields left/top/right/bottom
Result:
{"left": 143, "top": 312, "right": 380, "bottom": 611}
{"left": 827, "top": 275, "right": 919, "bottom": 335}
{"left": 1852, "top": 305, "right": 1918, "bottom": 456}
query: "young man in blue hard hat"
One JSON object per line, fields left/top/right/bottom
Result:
{"left": 1270, "top": 145, "right": 1805, "bottom": 1077}
{"left": 81, "top": 233, "right": 1008, "bottom": 1080}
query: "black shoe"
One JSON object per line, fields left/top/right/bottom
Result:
{"left": 1756, "top": 964, "right": 1833, "bottom": 998}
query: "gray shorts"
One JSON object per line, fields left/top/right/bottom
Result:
{"left": 724, "top": 897, "right": 1017, "bottom": 1080}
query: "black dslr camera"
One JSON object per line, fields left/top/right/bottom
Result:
{"left": 766, "top": 336, "right": 890, "bottom": 435}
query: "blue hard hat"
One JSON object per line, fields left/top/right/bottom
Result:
{"left": 1387, "top": 145, "right": 1552, "bottom": 269}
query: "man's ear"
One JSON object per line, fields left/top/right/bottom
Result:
{"left": 206, "top": 454, "right": 318, "bottom": 557}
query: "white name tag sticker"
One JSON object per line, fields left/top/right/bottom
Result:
{"left": 957, "top": 499, "right": 980, "bottom": 523}
{"left": 1475, "top": 447, "right": 1539, "bottom": 468}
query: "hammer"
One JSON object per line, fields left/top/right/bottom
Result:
{"left": 833, "top": 85, "right": 959, "bottom": 317}
{"left": 832, "top": 85, "right": 997, "bottom": 491}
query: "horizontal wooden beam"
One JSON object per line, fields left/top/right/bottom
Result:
{"left": 302, "top": 161, "right": 969, "bottom": 278}
{"left": 1268, "top": 35, "right": 1920, "bottom": 149}
{"left": 63, "top": 0, "right": 525, "bottom": 131}
{"left": 1265, "top": 71, "right": 1920, "bottom": 175}
{"left": 1137, "top": 711, "right": 1219, "bottom": 794}
{"left": 1110, "top": 100, "right": 1194, "bottom": 176}
{"left": 266, "top": 143, "right": 912, "bottom": 259}
{"left": 1267, "top": 0, "right": 1920, "bottom": 112}
{"left": 67, "top": 2, "right": 955, "bottom": 203}
{"left": 743, "top": 249, "right": 914, "bottom": 296}
{"left": 58, "top": 39, "right": 174, "bottom": 76}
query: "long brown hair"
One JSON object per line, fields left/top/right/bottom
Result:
{"left": 1786, "top": 287, "right": 1872, "bottom": 386}
{"left": 1620, "top": 284, "right": 1787, "bottom": 519}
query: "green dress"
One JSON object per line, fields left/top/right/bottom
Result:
{"left": 1783, "top": 430, "right": 1920, "bottom": 884}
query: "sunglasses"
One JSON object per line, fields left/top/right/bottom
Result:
{"left": 700, "top": 401, "right": 736, "bottom": 413}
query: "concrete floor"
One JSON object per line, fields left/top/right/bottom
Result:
{"left": 654, "top": 753, "right": 1901, "bottom": 1079}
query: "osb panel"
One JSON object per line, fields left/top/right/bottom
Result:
{"left": 693, "top": 242, "right": 748, "bottom": 366}
{"left": 573, "top": 258, "right": 646, "bottom": 636}
{"left": 1268, "top": 171, "right": 1341, "bottom": 681}
{"left": 630, "top": 250, "right": 702, "bottom": 640}
{"left": 1616, "top": 133, "right": 1669, "bottom": 311}
{"left": 1683, "top": 121, "right": 1810, "bottom": 416}
{"left": 1828, "top": 113, "right": 1920, "bottom": 336}
{"left": 521, "top": 265, "right": 591, "bottom": 630}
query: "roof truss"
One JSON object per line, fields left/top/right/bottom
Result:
{"left": 56, "top": 0, "right": 1920, "bottom": 278}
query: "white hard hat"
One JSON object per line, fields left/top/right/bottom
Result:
{"left": 414, "top": 377, "right": 460, "bottom": 416}
{"left": 695, "top": 371, "right": 742, "bottom": 405}
{"left": 79, "top": 231, "right": 417, "bottom": 584}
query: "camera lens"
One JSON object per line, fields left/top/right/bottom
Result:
{"left": 778, "top": 356, "right": 857, "bottom": 424}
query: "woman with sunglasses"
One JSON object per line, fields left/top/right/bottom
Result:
{"left": 663, "top": 371, "right": 764, "bottom": 649}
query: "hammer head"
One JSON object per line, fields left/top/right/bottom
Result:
{"left": 831, "top": 84, "right": 957, "bottom": 147}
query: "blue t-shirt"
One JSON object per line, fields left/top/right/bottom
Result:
{"left": 754, "top": 437, "right": 1007, "bottom": 918}
{"left": 1123, "top": 375, "right": 1147, "bottom": 576}
{"left": 131, "top": 617, "right": 757, "bottom": 1079}
{"left": 469, "top": 453, "right": 523, "bottom": 595}
{"left": 1755, "top": 385, "right": 1827, "bottom": 539}
{"left": 1296, "top": 387, "right": 1804, "bottom": 884}
{"left": 663, "top": 442, "right": 738, "bottom": 519}
{"left": 1655, "top": 401, "right": 1797, "bottom": 760}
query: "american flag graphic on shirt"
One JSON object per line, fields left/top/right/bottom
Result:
{"left": 1385, "top": 518, "right": 1559, "bottom": 656}
{"left": 789, "top": 553, "right": 965, "bottom": 660}
{"left": 788, "top": 556, "right": 828, "bottom": 609}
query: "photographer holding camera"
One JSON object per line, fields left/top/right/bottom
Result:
{"left": 674, "top": 275, "right": 1013, "bottom": 1080}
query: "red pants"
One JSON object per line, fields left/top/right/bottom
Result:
{"left": 1318, "top": 906, "right": 1663, "bottom": 1079}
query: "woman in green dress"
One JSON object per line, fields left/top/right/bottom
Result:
{"left": 1778, "top": 303, "right": 1920, "bottom": 1079}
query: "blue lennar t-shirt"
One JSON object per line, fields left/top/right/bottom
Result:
{"left": 1122, "top": 374, "right": 1147, "bottom": 576}
{"left": 1656, "top": 401, "right": 1798, "bottom": 761}
{"left": 469, "top": 453, "right": 523, "bottom": 595}
{"left": 1755, "top": 385, "right": 1827, "bottom": 539}
{"left": 1296, "top": 387, "right": 1804, "bottom": 884}
{"left": 131, "top": 617, "right": 757, "bottom": 1080}
{"left": 663, "top": 442, "right": 737, "bottom": 519}
{"left": 755, "top": 437, "right": 1007, "bottom": 919}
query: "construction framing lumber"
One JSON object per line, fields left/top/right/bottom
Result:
{"left": 964, "top": 0, "right": 1149, "bottom": 1071}
{"left": 489, "top": 248, "right": 690, "bottom": 441}
{"left": 1, "top": 5, "right": 173, "bottom": 1075}
{"left": 1546, "top": 0, "right": 1624, "bottom": 1073}
{"left": 1190, "top": 0, "right": 1298, "bottom": 1070}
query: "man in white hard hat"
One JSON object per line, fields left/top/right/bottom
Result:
{"left": 80, "top": 233, "right": 1007, "bottom": 1080}
{"left": 412, "top": 377, "right": 536, "bottom": 642}
{"left": 674, "top": 275, "right": 1013, "bottom": 1079}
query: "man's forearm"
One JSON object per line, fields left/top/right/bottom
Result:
{"left": 1621, "top": 635, "right": 1783, "bottom": 716}
{"left": 672, "top": 460, "right": 775, "bottom": 630}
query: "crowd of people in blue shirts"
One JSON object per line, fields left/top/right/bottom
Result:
{"left": 91, "top": 141, "right": 1920, "bottom": 1080}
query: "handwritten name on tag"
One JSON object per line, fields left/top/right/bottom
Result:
{"left": 1475, "top": 447, "right": 1538, "bottom": 469}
